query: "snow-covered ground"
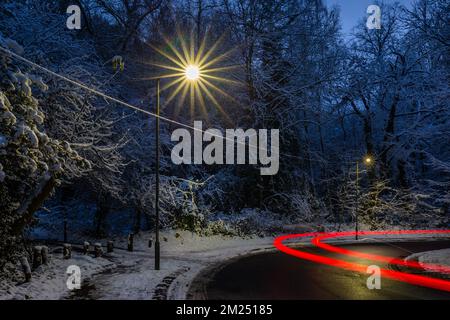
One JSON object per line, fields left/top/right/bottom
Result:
{"left": 405, "top": 248, "right": 450, "bottom": 277}
{"left": 0, "top": 251, "right": 116, "bottom": 300}
{"left": 417, "top": 249, "right": 450, "bottom": 267}
{"left": 0, "top": 230, "right": 278, "bottom": 300}
{"left": 1, "top": 227, "right": 449, "bottom": 300}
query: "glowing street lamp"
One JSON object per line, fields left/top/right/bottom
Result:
{"left": 355, "top": 155, "right": 374, "bottom": 240}
{"left": 185, "top": 65, "right": 201, "bottom": 81}
{"left": 151, "top": 31, "right": 238, "bottom": 270}
{"left": 146, "top": 30, "right": 239, "bottom": 123}
{"left": 154, "top": 64, "right": 202, "bottom": 271}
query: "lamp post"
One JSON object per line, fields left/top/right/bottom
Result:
{"left": 155, "top": 78, "right": 160, "bottom": 270}
{"left": 154, "top": 65, "right": 201, "bottom": 270}
{"left": 355, "top": 155, "right": 373, "bottom": 240}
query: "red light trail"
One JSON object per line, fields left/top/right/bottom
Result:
{"left": 274, "top": 230, "right": 450, "bottom": 292}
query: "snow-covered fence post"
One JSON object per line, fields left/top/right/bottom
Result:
{"left": 20, "top": 257, "right": 32, "bottom": 282}
{"left": 63, "top": 244, "right": 72, "bottom": 259}
{"left": 83, "top": 241, "right": 90, "bottom": 255}
{"left": 107, "top": 241, "right": 114, "bottom": 253}
{"left": 148, "top": 237, "right": 153, "bottom": 249}
{"left": 32, "top": 246, "right": 42, "bottom": 269}
{"left": 41, "top": 246, "right": 49, "bottom": 265}
{"left": 127, "top": 233, "right": 134, "bottom": 252}
{"left": 94, "top": 243, "right": 103, "bottom": 258}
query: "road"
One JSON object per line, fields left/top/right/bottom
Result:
{"left": 189, "top": 240, "right": 450, "bottom": 299}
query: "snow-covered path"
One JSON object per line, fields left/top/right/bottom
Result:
{"left": 0, "top": 230, "right": 276, "bottom": 300}
{"left": 68, "top": 231, "right": 276, "bottom": 300}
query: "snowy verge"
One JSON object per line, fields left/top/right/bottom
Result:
{"left": 0, "top": 252, "right": 116, "bottom": 300}
{"left": 405, "top": 248, "right": 450, "bottom": 277}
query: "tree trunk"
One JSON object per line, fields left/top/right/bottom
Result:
{"left": 134, "top": 206, "right": 142, "bottom": 234}
{"left": 95, "top": 197, "right": 109, "bottom": 237}
{"left": 380, "top": 94, "right": 400, "bottom": 178}
{"left": 12, "top": 176, "right": 57, "bottom": 236}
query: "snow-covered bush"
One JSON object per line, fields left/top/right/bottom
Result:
{"left": 161, "top": 177, "right": 212, "bottom": 233}
{"left": 207, "top": 208, "right": 293, "bottom": 237}
{"left": 203, "top": 219, "right": 236, "bottom": 237}
{"left": 261, "top": 190, "right": 327, "bottom": 223}
{"left": 335, "top": 178, "right": 447, "bottom": 230}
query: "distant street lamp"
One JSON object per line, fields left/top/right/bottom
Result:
{"left": 355, "top": 155, "right": 373, "bottom": 240}
{"left": 154, "top": 64, "right": 202, "bottom": 270}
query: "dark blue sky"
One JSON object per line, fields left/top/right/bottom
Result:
{"left": 324, "top": 0, "right": 413, "bottom": 36}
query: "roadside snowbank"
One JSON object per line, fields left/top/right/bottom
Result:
{"left": 405, "top": 248, "right": 450, "bottom": 275}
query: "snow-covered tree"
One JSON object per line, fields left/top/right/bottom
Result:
{"left": 0, "top": 34, "right": 90, "bottom": 265}
{"left": 0, "top": 1, "right": 128, "bottom": 238}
